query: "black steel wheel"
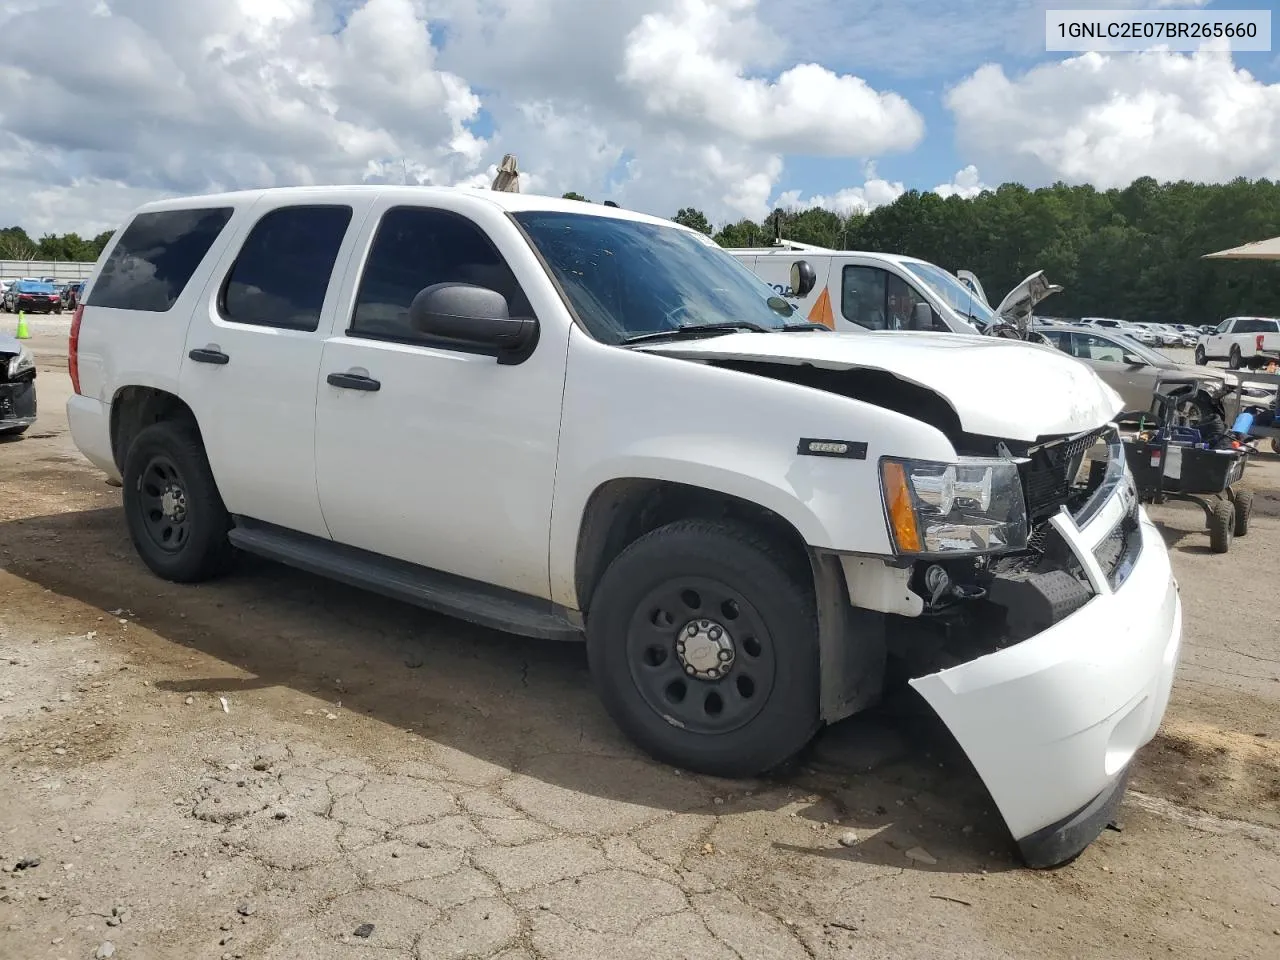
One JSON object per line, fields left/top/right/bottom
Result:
{"left": 136, "top": 454, "right": 192, "bottom": 553}
{"left": 122, "top": 420, "right": 236, "bottom": 582}
{"left": 624, "top": 575, "right": 777, "bottom": 736}
{"left": 1194, "top": 344, "right": 1207, "bottom": 366}
{"left": 586, "top": 519, "right": 820, "bottom": 778}
{"left": 1228, "top": 345, "right": 1242, "bottom": 370}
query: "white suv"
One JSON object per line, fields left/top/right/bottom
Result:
{"left": 67, "top": 186, "right": 1181, "bottom": 867}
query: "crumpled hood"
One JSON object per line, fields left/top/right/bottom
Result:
{"left": 637, "top": 330, "right": 1125, "bottom": 442}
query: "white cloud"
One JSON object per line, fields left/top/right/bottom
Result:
{"left": 0, "top": 0, "right": 925, "bottom": 234}
{"left": 774, "top": 162, "right": 906, "bottom": 215}
{"left": 621, "top": 0, "right": 924, "bottom": 155}
{"left": 946, "top": 48, "right": 1280, "bottom": 187}
{"left": 933, "top": 164, "right": 987, "bottom": 199}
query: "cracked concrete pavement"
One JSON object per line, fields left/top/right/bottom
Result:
{"left": 2, "top": 335, "right": 1279, "bottom": 959}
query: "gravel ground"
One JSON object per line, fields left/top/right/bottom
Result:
{"left": 1, "top": 334, "right": 1278, "bottom": 960}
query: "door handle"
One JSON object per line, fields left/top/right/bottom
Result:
{"left": 327, "top": 371, "right": 381, "bottom": 392}
{"left": 189, "top": 347, "right": 229, "bottom": 365}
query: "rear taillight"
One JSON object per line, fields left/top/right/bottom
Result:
{"left": 69, "top": 304, "right": 84, "bottom": 394}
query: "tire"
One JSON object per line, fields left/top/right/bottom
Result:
{"left": 1272, "top": 437, "right": 1280, "bottom": 456}
{"left": 1232, "top": 488, "right": 1253, "bottom": 537}
{"left": 1228, "top": 345, "right": 1241, "bottom": 370}
{"left": 585, "top": 519, "right": 820, "bottom": 778}
{"left": 122, "top": 420, "right": 236, "bottom": 583}
{"left": 1208, "top": 499, "right": 1235, "bottom": 554}
{"left": 1194, "top": 345, "right": 1206, "bottom": 366}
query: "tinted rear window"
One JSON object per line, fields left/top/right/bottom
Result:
{"left": 1235, "top": 318, "right": 1280, "bottom": 334}
{"left": 87, "top": 207, "right": 234, "bottom": 312}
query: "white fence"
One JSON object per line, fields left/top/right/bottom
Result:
{"left": 0, "top": 260, "right": 95, "bottom": 283}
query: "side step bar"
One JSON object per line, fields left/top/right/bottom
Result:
{"left": 227, "top": 518, "right": 583, "bottom": 642}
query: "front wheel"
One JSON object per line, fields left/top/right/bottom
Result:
{"left": 1208, "top": 499, "right": 1235, "bottom": 554}
{"left": 586, "top": 520, "right": 820, "bottom": 778}
{"left": 122, "top": 420, "right": 236, "bottom": 582}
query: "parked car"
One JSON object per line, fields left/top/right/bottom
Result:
{"left": 67, "top": 186, "right": 1182, "bottom": 867}
{"left": 1195, "top": 316, "right": 1280, "bottom": 369}
{"left": 2, "top": 278, "right": 62, "bottom": 314}
{"left": 0, "top": 333, "right": 37, "bottom": 436}
{"left": 1038, "top": 326, "right": 1232, "bottom": 420}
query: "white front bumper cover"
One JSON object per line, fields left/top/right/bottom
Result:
{"left": 909, "top": 485, "right": 1182, "bottom": 868}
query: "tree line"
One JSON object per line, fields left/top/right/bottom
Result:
{"left": 0, "top": 225, "right": 115, "bottom": 263}
{"left": 574, "top": 178, "right": 1280, "bottom": 326}
{"left": 5, "top": 176, "right": 1278, "bottom": 325}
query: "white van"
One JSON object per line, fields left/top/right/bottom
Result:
{"left": 730, "top": 241, "right": 1060, "bottom": 337}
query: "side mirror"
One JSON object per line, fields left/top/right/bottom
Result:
{"left": 910, "top": 301, "right": 934, "bottom": 331}
{"left": 408, "top": 282, "right": 538, "bottom": 363}
{"left": 789, "top": 259, "right": 817, "bottom": 297}
{"left": 1123, "top": 353, "right": 1146, "bottom": 366}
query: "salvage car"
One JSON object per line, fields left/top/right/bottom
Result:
{"left": 0, "top": 334, "right": 37, "bottom": 436}
{"left": 1037, "top": 326, "right": 1234, "bottom": 420}
{"left": 66, "top": 186, "right": 1183, "bottom": 868}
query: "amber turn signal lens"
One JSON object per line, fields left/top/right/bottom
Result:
{"left": 881, "top": 460, "right": 922, "bottom": 553}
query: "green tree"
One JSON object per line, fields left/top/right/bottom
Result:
{"left": 562, "top": 191, "right": 588, "bottom": 202}
{"left": 672, "top": 207, "right": 712, "bottom": 235}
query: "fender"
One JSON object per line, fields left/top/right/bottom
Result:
{"left": 547, "top": 329, "right": 956, "bottom": 608}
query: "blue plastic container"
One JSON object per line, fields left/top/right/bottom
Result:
{"left": 1232, "top": 411, "right": 1255, "bottom": 436}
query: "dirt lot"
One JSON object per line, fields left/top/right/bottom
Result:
{"left": 2, "top": 332, "right": 1279, "bottom": 960}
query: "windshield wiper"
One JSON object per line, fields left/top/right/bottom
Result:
{"left": 780, "top": 321, "right": 829, "bottom": 332}
{"left": 620, "top": 321, "right": 772, "bottom": 345}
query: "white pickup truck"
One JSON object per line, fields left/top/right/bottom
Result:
{"left": 66, "top": 186, "right": 1181, "bottom": 867}
{"left": 1195, "top": 316, "right": 1280, "bottom": 369}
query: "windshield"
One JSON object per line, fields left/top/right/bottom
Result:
{"left": 511, "top": 211, "right": 793, "bottom": 344}
{"left": 901, "top": 260, "right": 995, "bottom": 331}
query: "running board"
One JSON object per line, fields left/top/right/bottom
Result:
{"left": 227, "top": 518, "right": 583, "bottom": 642}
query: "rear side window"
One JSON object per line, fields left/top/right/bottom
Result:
{"left": 220, "top": 205, "right": 353, "bottom": 332}
{"left": 350, "top": 206, "right": 531, "bottom": 343}
{"left": 1235, "top": 318, "right": 1279, "bottom": 334}
{"left": 87, "top": 207, "right": 233, "bottom": 312}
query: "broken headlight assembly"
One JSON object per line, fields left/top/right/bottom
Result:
{"left": 6, "top": 346, "right": 34, "bottom": 379}
{"left": 880, "top": 457, "right": 1028, "bottom": 556}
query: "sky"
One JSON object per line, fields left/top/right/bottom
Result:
{"left": 1, "top": 0, "right": 1278, "bottom": 236}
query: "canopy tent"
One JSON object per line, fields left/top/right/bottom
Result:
{"left": 1202, "top": 236, "right": 1280, "bottom": 260}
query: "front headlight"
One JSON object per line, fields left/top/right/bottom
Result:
{"left": 7, "top": 346, "right": 34, "bottom": 378}
{"left": 880, "top": 457, "right": 1028, "bottom": 556}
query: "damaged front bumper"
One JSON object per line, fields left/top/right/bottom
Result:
{"left": 909, "top": 481, "right": 1181, "bottom": 867}
{"left": 0, "top": 377, "right": 37, "bottom": 432}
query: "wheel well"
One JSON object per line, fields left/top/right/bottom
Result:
{"left": 574, "top": 479, "right": 812, "bottom": 613}
{"left": 110, "top": 386, "right": 199, "bottom": 470}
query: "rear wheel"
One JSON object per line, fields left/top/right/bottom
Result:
{"left": 1208, "top": 499, "right": 1235, "bottom": 554}
{"left": 1232, "top": 488, "right": 1254, "bottom": 537}
{"left": 122, "top": 420, "right": 236, "bottom": 582}
{"left": 1194, "top": 344, "right": 1206, "bottom": 365}
{"left": 1228, "top": 345, "right": 1242, "bottom": 370}
{"left": 586, "top": 519, "right": 820, "bottom": 778}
